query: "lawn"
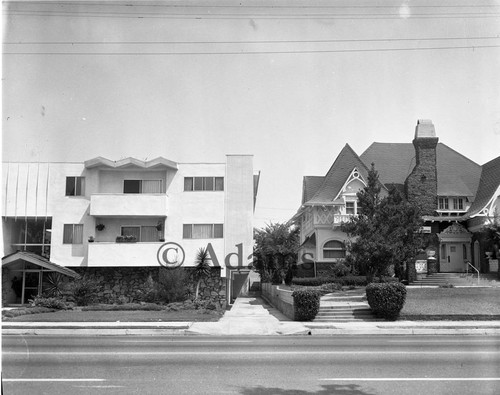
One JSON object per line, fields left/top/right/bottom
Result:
{"left": 400, "top": 287, "right": 500, "bottom": 320}
{"left": 3, "top": 305, "right": 224, "bottom": 322}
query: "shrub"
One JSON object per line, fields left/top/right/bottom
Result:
{"left": 68, "top": 276, "right": 100, "bottom": 306}
{"left": 157, "top": 268, "right": 189, "bottom": 303}
{"left": 329, "top": 262, "right": 350, "bottom": 277}
{"left": 29, "top": 295, "right": 68, "bottom": 310}
{"left": 292, "top": 277, "right": 333, "bottom": 286}
{"left": 292, "top": 289, "right": 321, "bottom": 321}
{"left": 82, "top": 303, "right": 163, "bottom": 311}
{"left": 42, "top": 273, "right": 66, "bottom": 297}
{"left": 2, "top": 306, "right": 56, "bottom": 318}
{"left": 137, "top": 274, "right": 159, "bottom": 303}
{"left": 366, "top": 282, "right": 407, "bottom": 320}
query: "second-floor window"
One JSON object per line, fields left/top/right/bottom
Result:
{"left": 345, "top": 201, "right": 356, "bottom": 215}
{"left": 63, "top": 224, "right": 83, "bottom": 244}
{"left": 66, "top": 176, "right": 85, "bottom": 196}
{"left": 123, "top": 180, "right": 162, "bottom": 194}
{"left": 439, "top": 197, "right": 465, "bottom": 211}
{"left": 184, "top": 177, "right": 224, "bottom": 191}
{"left": 121, "top": 226, "right": 159, "bottom": 242}
{"left": 438, "top": 197, "right": 449, "bottom": 210}
{"left": 183, "top": 224, "right": 223, "bottom": 239}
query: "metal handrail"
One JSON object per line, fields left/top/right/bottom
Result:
{"left": 465, "top": 260, "right": 480, "bottom": 285}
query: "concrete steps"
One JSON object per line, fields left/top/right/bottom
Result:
{"left": 315, "top": 292, "right": 378, "bottom": 323}
{"left": 411, "top": 273, "right": 480, "bottom": 287}
{"left": 314, "top": 304, "right": 379, "bottom": 322}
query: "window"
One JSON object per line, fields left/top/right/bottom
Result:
{"left": 453, "top": 198, "right": 464, "bottom": 210}
{"left": 66, "top": 177, "right": 85, "bottom": 196}
{"left": 438, "top": 197, "right": 449, "bottom": 210}
{"left": 183, "top": 224, "right": 224, "bottom": 239}
{"left": 346, "top": 201, "right": 356, "bottom": 215}
{"left": 323, "top": 240, "right": 346, "bottom": 259}
{"left": 123, "top": 180, "right": 162, "bottom": 194}
{"left": 63, "top": 224, "right": 83, "bottom": 244}
{"left": 184, "top": 177, "right": 224, "bottom": 191}
{"left": 119, "top": 226, "right": 160, "bottom": 242}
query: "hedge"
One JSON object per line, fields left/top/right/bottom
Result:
{"left": 292, "top": 276, "right": 398, "bottom": 287}
{"left": 366, "top": 282, "right": 407, "bottom": 320}
{"left": 292, "top": 289, "right": 321, "bottom": 321}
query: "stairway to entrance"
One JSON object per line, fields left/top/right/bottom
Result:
{"left": 314, "top": 291, "right": 379, "bottom": 323}
{"left": 410, "top": 272, "right": 493, "bottom": 287}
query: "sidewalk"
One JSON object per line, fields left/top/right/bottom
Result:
{"left": 3, "top": 296, "right": 500, "bottom": 336}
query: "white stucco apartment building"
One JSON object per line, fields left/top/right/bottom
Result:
{"left": 2, "top": 155, "right": 259, "bottom": 306}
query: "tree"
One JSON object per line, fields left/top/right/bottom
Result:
{"left": 341, "top": 164, "right": 423, "bottom": 282}
{"left": 253, "top": 222, "right": 299, "bottom": 284}
{"left": 193, "top": 247, "right": 211, "bottom": 300}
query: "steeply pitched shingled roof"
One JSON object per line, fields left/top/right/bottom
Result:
{"left": 360, "top": 142, "right": 482, "bottom": 198}
{"left": 304, "top": 144, "right": 374, "bottom": 205}
{"left": 302, "top": 176, "right": 324, "bottom": 204}
{"left": 466, "top": 156, "right": 500, "bottom": 217}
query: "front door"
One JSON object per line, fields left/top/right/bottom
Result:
{"left": 440, "top": 243, "right": 465, "bottom": 272}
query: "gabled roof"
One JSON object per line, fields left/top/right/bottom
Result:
{"left": 304, "top": 144, "right": 377, "bottom": 206}
{"left": 360, "top": 142, "right": 481, "bottom": 197}
{"left": 84, "top": 157, "right": 178, "bottom": 170}
{"left": 466, "top": 156, "right": 500, "bottom": 218}
{"left": 2, "top": 251, "right": 81, "bottom": 278}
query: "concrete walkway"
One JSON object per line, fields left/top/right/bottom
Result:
{"left": 187, "top": 297, "right": 310, "bottom": 336}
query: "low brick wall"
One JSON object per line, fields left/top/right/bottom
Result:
{"left": 261, "top": 283, "right": 295, "bottom": 320}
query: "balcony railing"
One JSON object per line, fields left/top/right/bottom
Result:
{"left": 90, "top": 194, "right": 168, "bottom": 217}
{"left": 332, "top": 214, "right": 354, "bottom": 225}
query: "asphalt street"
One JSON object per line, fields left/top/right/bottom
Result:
{"left": 2, "top": 334, "right": 500, "bottom": 395}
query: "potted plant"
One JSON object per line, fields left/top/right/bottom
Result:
{"left": 96, "top": 224, "right": 105, "bottom": 231}
{"left": 88, "top": 236, "right": 95, "bottom": 243}
{"left": 156, "top": 221, "right": 163, "bottom": 231}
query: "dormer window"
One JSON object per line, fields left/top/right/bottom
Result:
{"left": 438, "top": 196, "right": 467, "bottom": 215}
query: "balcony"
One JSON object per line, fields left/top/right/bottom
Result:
{"left": 332, "top": 214, "right": 354, "bottom": 226}
{"left": 90, "top": 194, "right": 168, "bottom": 217}
{"left": 87, "top": 242, "right": 163, "bottom": 267}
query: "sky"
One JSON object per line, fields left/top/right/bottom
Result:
{"left": 2, "top": 0, "right": 500, "bottom": 229}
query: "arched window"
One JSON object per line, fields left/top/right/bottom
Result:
{"left": 323, "top": 240, "right": 346, "bottom": 259}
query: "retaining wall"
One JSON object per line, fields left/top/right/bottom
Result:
{"left": 261, "top": 283, "right": 295, "bottom": 320}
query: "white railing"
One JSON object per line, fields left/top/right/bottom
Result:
{"left": 465, "top": 260, "right": 480, "bottom": 285}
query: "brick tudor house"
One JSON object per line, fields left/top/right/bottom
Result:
{"left": 2, "top": 155, "right": 259, "bottom": 306}
{"left": 294, "top": 120, "right": 500, "bottom": 279}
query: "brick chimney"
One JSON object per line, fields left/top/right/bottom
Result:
{"left": 405, "top": 120, "right": 438, "bottom": 215}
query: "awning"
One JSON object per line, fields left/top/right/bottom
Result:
{"left": 2, "top": 251, "right": 81, "bottom": 278}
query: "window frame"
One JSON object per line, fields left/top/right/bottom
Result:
{"left": 65, "top": 176, "right": 85, "bottom": 196}
{"left": 183, "top": 224, "right": 224, "bottom": 239}
{"left": 322, "top": 240, "right": 346, "bottom": 260}
{"left": 63, "top": 224, "right": 84, "bottom": 244}
{"left": 184, "top": 177, "right": 224, "bottom": 192}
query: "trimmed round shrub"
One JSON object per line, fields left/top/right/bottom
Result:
{"left": 366, "top": 282, "right": 407, "bottom": 320}
{"left": 292, "top": 289, "right": 321, "bottom": 321}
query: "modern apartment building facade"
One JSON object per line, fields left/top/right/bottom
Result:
{"left": 2, "top": 155, "right": 259, "bottom": 305}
